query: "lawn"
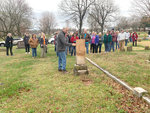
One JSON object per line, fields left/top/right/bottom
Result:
{"left": 87, "top": 40, "right": 150, "bottom": 93}
{"left": 0, "top": 43, "right": 150, "bottom": 112}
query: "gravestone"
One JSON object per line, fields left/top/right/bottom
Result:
{"left": 17, "top": 41, "right": 25, "bottom": 49}
{"left": 0, "top": 48, "right": 6, "bottom": 52}
{"left": 138, "top": 39, "right": 142, "bottom": 42}
{"left": 127, "top": 46, "right": 132, "bottom": 51}
{"left": 145, "top": 46, "right": 149, "bottom": 50}
{"left": 74, "top": 39, "right": 89, "bottom": 75}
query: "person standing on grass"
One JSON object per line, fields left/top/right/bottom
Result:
{"left": 23, "top": 33, "right": 30, "bottom": 54}
{"left": 70, "top": 33, "right": 79, "bottom": 56}
{"left": 132, "top": 32, "right": 138, "bottom": 46}
{"left": 81, "top": 29, "right": 91, "bottom": 54}
{"left": 91, "top": 32, "right": 96, "bottom": 53}
{"left": 65, "top": 33, "right": 69, "bottom": 55}
{"left": 29, "top": 34, "right": 39, "bottom": 58}
{"left": 129, "top": 32, "right": 132, "bottom": 42}
{"left": 57, "top": 27, "right": 76, "bottom": 73}
{"left": 111, "top": 29, "right": 117, "bottom": 52}
{"left": 5, "top": 33, "right": 13, "bottom": 56}
{"left": 104, "top": 31, "right": 112, "bottom": 52}
{"left": 54, "top": 32, "right": 59, "bottom": 56}
{"left": 95, "top": 32, "right": 99, "bottom": 53}
{"left": 148, "top": 30, "right": 150, "bottom": 38}
{"left": 98, "top": 32, "right": 103, "bottom": 53}
{"left": 68, "top": 32, "right": 72, "bottom": 54}
{"left": 40, "top": 33, "right": 47, "bottom": 58}
{"left": 125, "top": 30, "right": 130, "bottom": 46}
{"left": 116, "top": 31, "right": 120, "bottom": 50}
{"left": 118, "top": 30, "right": 126, "bottom": 51}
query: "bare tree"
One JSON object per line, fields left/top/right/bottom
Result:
{"left": 89, "top": 0, "right": 118, "bottom": 34}
{"left": 87, "top": 15, "right": 100, "bottom": 33}
{"left": 131, "top": 0, "right": 150, "bottom": 17}
{"left": 116, "top": 16, "right": 130, "bottom": 30}
{"left": 59, "top": 0, "right": 95, "bottom": 35}
{"left": 0, "top": 0, "right": 32, "bottom": 39}
{"left": 39, "top": 12, "right": 57, "bottom": 35}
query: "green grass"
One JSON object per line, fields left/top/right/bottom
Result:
{"left": 0, "top": 44, "right": 149, "bottom": 112}
{"left": 87, "top": 41, "right": 150, "bottom": 93}
{"left": 137, "top": 32, "right": 149, "bottom": 38}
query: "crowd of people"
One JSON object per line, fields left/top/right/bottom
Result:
{"left": 5, "top": 32, "right": 48, "bottom": 58}
{"left": 4, "top": 28, "right": 145, "bottom": 73}
{"left": 54, "top": 29, "right": 139, "bottom": 56}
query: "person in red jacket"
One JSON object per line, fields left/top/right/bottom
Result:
{"left": 132, "top": 32, "right": 138, "bottom": 46}
{"left": 70, "top": 33, "right": 79, "bottom": 56}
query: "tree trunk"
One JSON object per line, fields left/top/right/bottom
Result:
{"left": 101, "top": 25, "right": 104, "bottom": 35}
{"left": 79, "top": 17, "right": 84, "bottom": 37}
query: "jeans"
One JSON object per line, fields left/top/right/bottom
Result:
{"left": 71, "top": 46, "right": 76, "bottom": 56}
{"left": 91, "top": 43, "right": 95, "bottom": 53}
{"left": 125, "top": 39, "right": 128, "bottom": 46}
{"left": 130, "top": 37, "right": 132, "bottom": 42}
{"left": 105, "top": 43, "right": 110, "bottom": 52}
{"left": 85, "top": 43, "right": 89, "bottom": 54}
{"left": 25, "top": 44, "right": 30, "bottom": 53}
{"left": 69, "top": 46, "right": 71, "bottom": 53}
{"left": 58, "top": 51, "right": 66, "bottom": 71}
{"left": 133, "top": 40, "right": 137, "bottom": 46}
{"left": 55, "top": 44, "right": 56, "bottom": 51}
{"left": 115, "top": 42, "right": 119, "bottom": 49}
{"left": 98, "top": 43, "right": 102, "bottom": 53}
{"left": 95, "top": 44, "right": 99, "bottom": 53}
{"left": 111, "top": 42, "right": 115, "bottom": 52}
{"left": 32, "top": 48, "right": 37, "bottom": 57}
{"left": 65, "top": 47, "right": 68, "bottom": 55}
{"left": 6, "top": 47, "right": 13, "bottom": 56}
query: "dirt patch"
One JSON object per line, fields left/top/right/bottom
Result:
{"left": 18, "top": 88, "right": 31, "bottom": 94}
{"left": 82, "top": 79, "right": 92, "bottom": 86}
{"left": 80, "top": 75, "right": 93, "bottom": 86}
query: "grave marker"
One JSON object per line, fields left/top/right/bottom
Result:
{"left": 17, "top": 41, "right": 25, "bottom": 49}
{"left": 74, "top": 39, "right": 89, "bottom": 75}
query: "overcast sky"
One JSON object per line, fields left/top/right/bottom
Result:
{"left": 26, "top": 0, "right": 132, "bottom": 29}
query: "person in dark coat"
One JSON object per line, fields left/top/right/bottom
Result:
{"left": 98, "top": 32, "right": 104, "bottom": 53}
{"left": 57, "top": 27, "right": 76, "bottom": 73}
{"left": 104, "top": 31, "right": 112, "bottom": 52}
{"left": 111, "top": 29, "right": 117, "bottom": 52}
{"left": 81, "top": 29, "right": 91, "bottom": 54}
{"left": 23, "top": 33, "right": 30, "bottom": 54}
{"left": 132, "top": 32, "right": 138, "bottom": 46}
{"left": 148, "top": 30, "right": 150, "bottom": 38}
{"left": 5, "top": 33, "right": 13, "bottom": 56}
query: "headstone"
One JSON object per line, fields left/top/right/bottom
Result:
{"left": 0, "top": 48, "right": 6, "bottom": 52}
{"left": 145, "top": 46, "right": 149, "bottom": 50}
{"left": 74, "top": 39, "right": 89, "bottom": 75}
{"left": 120, "top": 48, "right": 125, "bottom": 52}
{"left": 138, "top": 39, "right": 142, "bottom": 42}
{"left": 127, "top": 47, "right": 132, "bottom": 51}
{"left": 17, "top": 41, "right": 25, "bottom": 49}
{"left": 76, "top": 39, "right": 86, "bottom": 65}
